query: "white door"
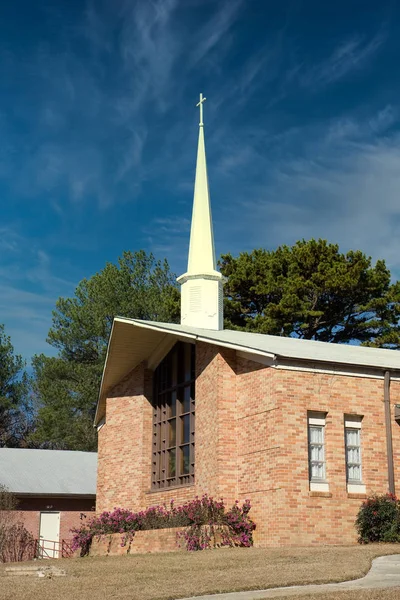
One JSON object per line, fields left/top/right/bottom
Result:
{"left": 39, "top": 512, "right": 60, "bottom": 558}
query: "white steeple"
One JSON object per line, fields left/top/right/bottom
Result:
{"left": 177, "top": 94, "right": 224, "bottom": 330}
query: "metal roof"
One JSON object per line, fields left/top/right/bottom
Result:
{"left": 0, "top": 449, "right": 97, "bottom": 496}
{"left": 95, "top": 317, "right": 400, "bottom": 424}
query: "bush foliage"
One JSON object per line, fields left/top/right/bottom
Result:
{"left": 71, "top": 495, "right": 255, "bottom": 554}
{"left": 356, "top": 494, "right": 400, "bottom": 543}
{"left": 0, "top": 484, "right": 35, "bottom": 562}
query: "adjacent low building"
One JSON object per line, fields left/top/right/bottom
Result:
{"left": 0, "top": 448, "right": 97, "bottom": 555}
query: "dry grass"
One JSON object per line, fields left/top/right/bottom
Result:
{"left": 0, "top": 545, "right": 399, "bottom": 600}
{"left": 275, "top": 591, "right": 400, "bottom": 599}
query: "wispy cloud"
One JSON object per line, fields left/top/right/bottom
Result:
{"left": 188, "top": 0, "right": 243, "bottom": 67}
{"left": 215, "top": 106, "right": 400, "bottom": 276}
{"left": 300, "top": 32, "right": 386, "bottom": 88}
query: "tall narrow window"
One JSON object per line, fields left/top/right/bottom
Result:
{"left": 152, "top": 342, "right": 195, "bottom": 489}
{"left": 308, "top": 412, "right": 329, "bottom": 492}
{"left": 345, "top": 415, "right": 365, "bottom": 493}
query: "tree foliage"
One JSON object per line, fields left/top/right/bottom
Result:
{"left": 31, "top": 251, "right": 180, "bottom": 451}
{"left": 219, "top": 239, "right": 400, "bottom": 347}
{"left": 0, "top": 325, "right": 31, "bottom": 447}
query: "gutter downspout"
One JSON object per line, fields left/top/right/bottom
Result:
{"left": 384, "top": 370, "right": 395, "bottom": 496}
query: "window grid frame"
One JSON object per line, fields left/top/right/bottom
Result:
{"left": 345, "top": 426, "right": 362, "bottom": 484}
{"left": 152, "top": 342, "right": 195, "bottom": 490}
{"left": 308, "top": 423, "right": 327, "bottom": 483}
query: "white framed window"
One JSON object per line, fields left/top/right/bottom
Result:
{"left": 308, "top": 412, "right": 329, "bottom": 492}
{"left": 345, "top": 415, "right": 365, "bottom": 494}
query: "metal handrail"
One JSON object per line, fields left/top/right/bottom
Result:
{"left": 35, "top": 538, "right": 74, "bottom": 559}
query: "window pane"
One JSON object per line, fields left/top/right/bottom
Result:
{"left": 311, "top": 463, "right": 324, "bottom": 479}
{"left": 168, "top": 449, "right": 176, "bottom": 478}
{"left": 346, "top": 429, "right": 359, "bottom": 446}
{"left": 348, "top": 447, "right": 360, "bottom": 463}
{"left": 177, "top": 344, "right": 184, "bottom": 384}
{"left": 309, "top": 423, "right": 325, "bottom": 481}
{"left": 191, "top": 345, "right": 195, "bottom": 380}
{"left": 183, "top": 386, "right": 191, "bottom": 413}
{"left": 311, "top": 445, "right": 323, "bottom": 461}
{"left": 184, "top": 345, "right": 192, "bottom": 381}
{"left": 181, "top": 445, "right": 190, "bottom": 475}
{"left": 348, "top": 464, "right": 361, "bottom": 481}
{"left": 168, "top": 391, "right": 177, "bottom": 418}
{"left": 310, "top": 426, "right": 323, "bottom": 443}
{"left": 181, "top": 414, "right": 190, "bottom": 444}
{"left": 168, "top": 419, "right": 176, "bottom": 447}
{"left": 171, "top": 351, "right": 177, "bottom": 387}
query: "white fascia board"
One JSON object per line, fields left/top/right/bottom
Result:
{"left": 115, "top": 318, "right": 276, "bottom": 360}
{"left": 237, "top": 349, "right": 388, "bottom": 379}
{"left": 273, "top": 361, "right": 387, "bottom": 380}
{"left": 114, "top": 317, "right": 197, "bottom": 341}
{"left": 196, "top": 337, "right": 276, "bottom": 360}
{"left": 236, "top": 350, "right": 276, "bottom": 366}
{"left": 94, "top": 319, "right": 117, "bottom": 426}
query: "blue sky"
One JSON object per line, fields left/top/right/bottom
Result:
{"left": 1, "top": 0, "right": 400, "bottom": 362}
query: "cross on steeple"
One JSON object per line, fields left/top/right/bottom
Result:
{"left": 196, "top": 93, "right": 206, "bottom": 126}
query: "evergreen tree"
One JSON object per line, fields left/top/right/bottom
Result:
{"left": 31, "top": 250, "right": 180, "bottom": 450}
{"left": 0, "top": 325, "right": 31, "bottom": 447}
{"left": 219, "top": 239, "right": 400, "bottom": 346}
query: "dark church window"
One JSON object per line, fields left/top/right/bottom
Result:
{"left": 152, "top": 342, "right": 195, "bottom": 489}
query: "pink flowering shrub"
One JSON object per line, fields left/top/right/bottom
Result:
{"left": 71, "top": 495, "right": 255, "bottom": 555}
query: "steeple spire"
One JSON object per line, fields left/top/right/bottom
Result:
{"left": 177, "top": 94, "right": 224, "bottom": 330}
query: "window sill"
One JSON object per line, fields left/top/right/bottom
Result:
{"left": 347, "top": 483, "right": 366, "bottom": 494}
{"left": 310, "top": 481, "right": 329, "bottom": 492}
{"left": 146, "top": 483, "right": 195, "bottom": 495}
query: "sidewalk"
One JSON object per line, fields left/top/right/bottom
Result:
{"left": 181, "top": 554, "right": 400, "bottom": 600}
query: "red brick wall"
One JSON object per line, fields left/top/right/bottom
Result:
{"left": 16, "top": 497, "right": 95, "bottom": 542}
{"left": 96, "top": 339, "right": 400, "bottom": 547}
{"left": 235, "top": 359, "right": 400, "bottom": 546}
{"left": 97, "top": 362, "right": 153, "bottom": 512}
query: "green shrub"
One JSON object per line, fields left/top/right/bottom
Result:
{"left": 356, "top": 493, "right": 400, "bottom": 543}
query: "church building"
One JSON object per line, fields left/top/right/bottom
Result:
{"left": 95, "top": 95, "right": 400, "bottom": 546}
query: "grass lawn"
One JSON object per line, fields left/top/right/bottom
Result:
{"left": 0, "top": 545, "right": 399, "bottom": 600}
{"left": 281, "top": 592, "right": 400, "bottom": 600}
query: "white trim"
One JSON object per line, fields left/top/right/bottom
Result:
{"left": 195, "top": 338, "right": 276, "bottom": 359}
{"left": 236, "top": 350, "right": 275, "bottom": 367}
{"left": 114, "top": 317, "right": 198, "bottom": 340}
{"left": 309, "top": 415, "right": 326, "bottom": 426}
{"left": 96, "top": 417, "right": 105, "bottom": 432}
{"left": 344, "top": 416, "right": 362, "bottom": 429}
{"left": 236, "top": 348, "right": 394, "bottom": 379}
{"left": 114, "top": 318, "right": 277, "bottom": 359}
{"left": 347, "top": 483, "right": 366, "bottom": 494}
{"left": 274, "top": 362, "right": 386, "bottom": 380}
{"left": 310, "top": 482, "right": 330, "bottom": 492}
